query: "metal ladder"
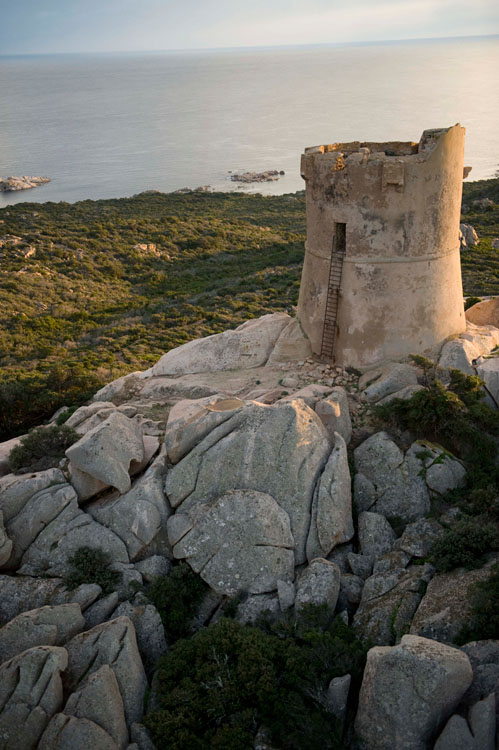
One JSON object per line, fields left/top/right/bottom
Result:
{"left": 320, "top": 247, "right": 345, "bottom": 360}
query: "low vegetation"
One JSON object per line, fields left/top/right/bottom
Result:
{"left": 376, "top": 356, "right": 499, "bottom": 574}
{"left": 376, "top": 356, "right": 499, "bottom": 488}
{"left": 145, "top": 605, "right": 367, "bottom": 750}
{"left": 9, "top": 423, "right": 79, "bottom": 473}
{"left": 0, "top": 190, "right": 305, "bottom": 441}
{"left": 460, "top": 177, "right": 499, "bottom": 295}
{"left": 64, "top": 547, "right": 122, "bottom": 595}
{"left": 147, "top": 562, "right": 208, "bottom": 643}
{"left": 457, "top": 563, "right": 499, "bottom": 642}
{"left": 429, "top": 517, "right": 498, "bottom": 572}
{"left": 0, "top": 179, "right": 497, "bottom": 440}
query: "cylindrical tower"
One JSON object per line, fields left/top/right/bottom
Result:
{"left": 297, "top": 125, "right": 467, "bottom": 369}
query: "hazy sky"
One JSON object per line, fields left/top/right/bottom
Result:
{"left": 1, "top": 0, "right": 498, "bottom": 55}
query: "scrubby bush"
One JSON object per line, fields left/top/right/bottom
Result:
{"left": 1, "top": 183, "right": 497, "bottom": 440}
{"left": 55, "top": 404, "right": 79, "bottom": 425}
{"left": 9, "top": 423, "right": 79, "bottom": 473}
{"left": 457, "top": 563, "right": 499, "bottom": 643}
{"left": 64, "top": 547, "right": 122, "bottom": 595}
{"left": 375, "top": 363, "right": 499, "bottom": 488}
{"left": 464, "top": 296, "right": 482, "bottom": 310}
{"left": 145, "top": 608, "right": 366, "bottom": 750}
{"left": 429, "top": 517, "right": 499, "bottom": 572}
{"left": 377, "top": 360, "right": 499, "bottom": 571}
{"left": 147, "top": 562, "right": 208, "bottom": 643}
{"left": 454, "top": 485, "right": 499, "bottom": 522}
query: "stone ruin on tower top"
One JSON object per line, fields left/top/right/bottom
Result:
{"left": 297, "top": 124, "right": 470, "bottom": 369}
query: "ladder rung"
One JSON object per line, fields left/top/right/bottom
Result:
{"left": 322, "top": 247, "right": 345, "bottom": 359}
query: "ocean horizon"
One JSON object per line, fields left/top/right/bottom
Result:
{"left": 1, "top": 34, "right": 498, "bottom": 208}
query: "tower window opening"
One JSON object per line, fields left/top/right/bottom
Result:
{"left": 334, "top": 222, "right": 346, "bottom": 254}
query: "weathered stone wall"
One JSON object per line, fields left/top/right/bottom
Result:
{"left": 297, "top": 125, "right": 467, "bottom": 368}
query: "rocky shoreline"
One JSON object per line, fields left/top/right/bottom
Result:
{"left": 0, "top": 175, "right": 51, "bottom": 192}
{"left": 230, "top": 169, "right": 285, "bottom": 183}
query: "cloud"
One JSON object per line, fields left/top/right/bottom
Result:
{"left": 1, "top": 0, "right": 498, "bottom": 54}
{"left": 198, "top": 0, "right": 499, "bottom": 48}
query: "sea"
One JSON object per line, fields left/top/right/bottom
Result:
{"left": 1, "top": 35, "right": 498, "bottom": 208}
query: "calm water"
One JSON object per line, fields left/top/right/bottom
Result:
{"left": 1, "top": 36, "right": 498, "bottom": 208}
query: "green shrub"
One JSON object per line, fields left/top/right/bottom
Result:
{"left": 458, "top": 486, "right": 499, "bottom": 522}
{"left": 375, "top": 366, "right": 499, "bottom": 488}
{"left": 464, "top": 296, "right": 482, "bottom": 311}
{"left": 429, "top": 516, "right": 499, "bottom": 572}
{"left": 457, "top": 563, "right": 499, "bottom": 643}
{"left": 147, "top": 563, "right": 208, "bottom": 643}
{"left": 64, "top": 547, "right": 122, "bottom": 595}
{"left": 9, "top": 423, "right": 79, "bottom": 473}
{"left": 55, "top": 405, "right": 79, "bottom": 425}
{"left": 145, "top": 610, "right": 366, "bottom": 750}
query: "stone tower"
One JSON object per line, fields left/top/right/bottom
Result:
{"left": 297, "top": 124, "right": 467, "bottom": 369}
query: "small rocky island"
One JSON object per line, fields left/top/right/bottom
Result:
{"left": 0, "top": 175, "right": 51, "bottom": 192}
{"left": 230, "top": 169, "right": 285, "bottom": 183}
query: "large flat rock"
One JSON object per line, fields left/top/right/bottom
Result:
{"left": 146, "top": 313, "right": 290, "bottom": 376}
{"left": 165, "top": 399, "right": 331, "bottom": 564}
{"left": 171, "top": 489, "right": 295, "bottom": 596}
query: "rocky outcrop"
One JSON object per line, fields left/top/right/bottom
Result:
{"left": 146, "top": 313, "right": 291, "bottom": 376}
{"left": 306, "top": 431, "right": 354, "bottom": 559}
{"left": 0, "top": 309, "right": 497, "bottom": 748}
{"left": 475, "top": 355, "right": 499, "bottom": 408}
{"left": 113, "top": 599, "right": 166, "bottom": 672}
{"left": 39, "top": 665, "right": 128, "bottom": 750}
{"left": 354, "top": 433, "right": 465, "bottom": 523}
{"left": 66, "top": 412, "right": 145, "bottom": 495}
{"left": 0, "top": 437, "right": 21, "bottom": 477}
{"left": 0, "top": 646, "right": 68, "bottom": 749}
{"left": 459, "top": 223, "right": 479, "bottom": 247}
{"left": 359, "top": 363, "right": 419, "bottom": 403}
{"left": 326, "top": 674, "right": 351, "bottom": 727}
{"left": 410, "top": 561, "right": 497, "bottom": 643}
{"left": 17, "top": 488, "right": 128, "bottom": 578}
{"left": 392, "top": 518, "right": 444, "bottom": 559}
{"left": 230, "top": 170, "right": 284, "bottom": 183}
{"left": 295, "top": 558, "right": 341, "bottom": 610}
{"left": 358, "top": 511, "right": 396, "bottom": 560}
{"left": 438, "top": 321, "right": 499, "bottom": 375}
{"left": 164, "top": 399, "right": 333, "bottom": 565}
{"left": 314, "top": 387, "right": 352, "bottom": 444}
{"left": 164, "top": 396, "right": 245, "bottom": 464}
{"left": 460, "top": 641, "right": 499, "bottom": 718}
{"left": 0, "top": 176, "right": 50, "bottom": 192}
{"left": 433, "top": 693, "right": 496, "bottom": 750}
{"left": 465, "top": 296, "right": 499, "bottom": 328}
{"left": 170, "top": 489, "right": 295, "bottom": 596}
{"left": 0, "top": 604, "right": 84, "bottom": 663}
{"left": 87, "top": 451, "right": 171, "bottom": 561}
{"left": 38, "top": 714, "right": 121, "bottom": 750}
{"left": 0, "top": 511, "right": 12, "bottom": 567}
{"left": 0, "top": 575, "right": 102, "bottom": 624}
{"left": 354, "top": 433, "right": 430, "bottom": 522}
{"left": 64, "top": 617, "right": 147, "bottom": 727}
{"left": 355, "top": 635, "right": 473, "bottom": 749}
{"left": 353, "top": 564, "right": 434, "bottom": 645}
{"left": 266, "top": 317, "right": 312, "bottom": 364}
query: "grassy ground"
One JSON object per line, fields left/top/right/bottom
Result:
{"left": 0, "top": 179, "right": 497, "bottom": 440}
{"left": 461, "top": 178, "right": 499, "bottom": 295}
